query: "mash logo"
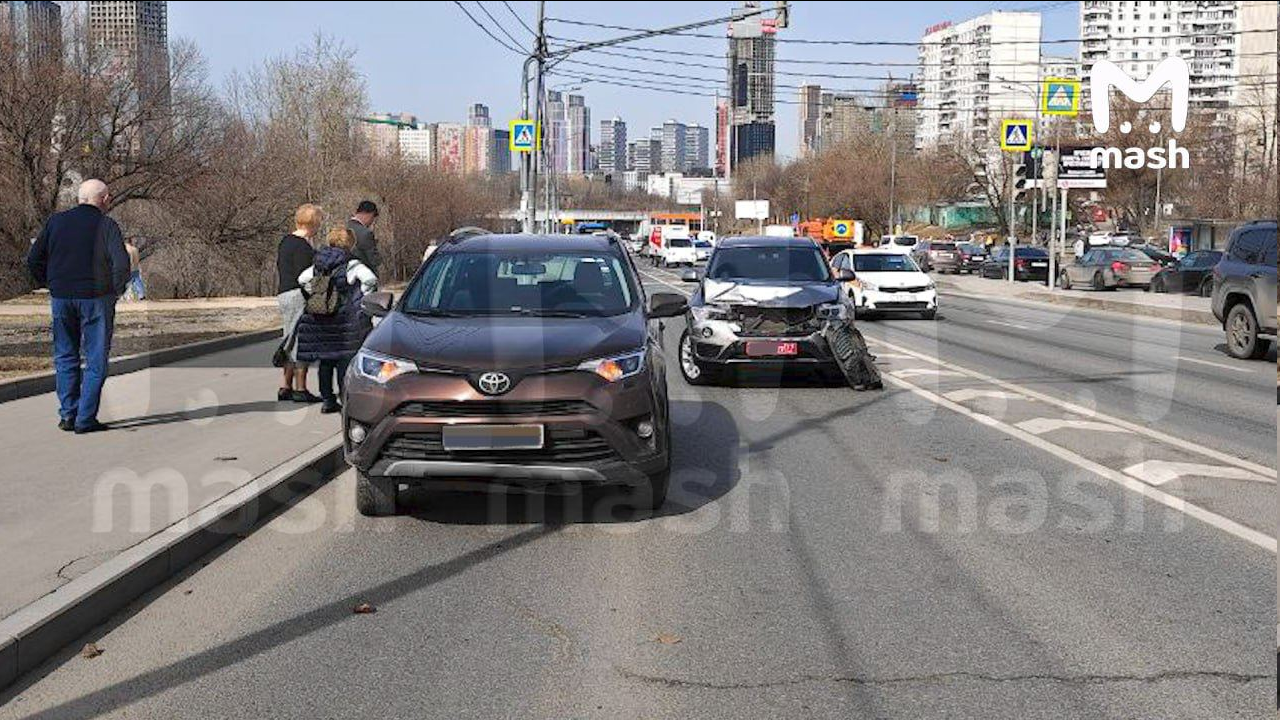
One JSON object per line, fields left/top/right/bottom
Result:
{"left": 1088, "top": 57, "right": 1190, "bottom": 170}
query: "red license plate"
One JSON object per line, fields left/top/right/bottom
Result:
{"left": 746, "top": 341, "right": 799, "bottom": 357}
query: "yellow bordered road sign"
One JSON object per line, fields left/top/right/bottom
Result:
{"left": 1042, "top": 78, "right": 1080, "bottom": 116}
{"left": 1000, "top": 119, "right": 1033, "bottom": 152}
{"left": 509, "top": 119, "right": 538, "bottom": 152}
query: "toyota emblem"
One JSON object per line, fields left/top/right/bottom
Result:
{"left": 476, "top": 371, "right": 512, "bottom": 396}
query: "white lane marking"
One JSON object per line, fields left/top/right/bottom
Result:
{"left": 880, "top": 373, "right": 1277, "bottom": 553}
{"left": 986, "top": 319, "right": 1032, "bottom": 331}
{"left": 1016, "top": 417, "right": 1131, "bottom": 436}
{"left": 866, "top": 337, "right": 1277, "bottom": 480}
{"left": 873, "top": 353, "right": 917, "bottom": 361}
{"left": 1176, "top": 356, "right": 1253, "bottom": 374}
{"left": 889, "top": 368, "right": 966, "bottom": 380}
{"left": 1124, "top": 460, "right": 1275, "bottom": 487}
{"left": 639, "top": 269, "right": 694, "bottom": 297}
{"left": 944, "top": 389, "right": 1028, "bottom": 403}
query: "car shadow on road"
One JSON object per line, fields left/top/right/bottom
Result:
{"left": 108, "top": 400, "right": 292, "bottom": 430}
{"left": 401, "top": 400, "right": 741, "bottom": 526}
{"left": 1212, "top": 342, "right": 1277, "bottom": 363}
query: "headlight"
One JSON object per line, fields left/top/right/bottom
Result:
{"left": 578, "top": 349, "right": 645, "bottom": 383}
{"left": 817, "top": 302, "right": 847, "bottom": 320}
{"left": 354, "top": 350, "right": 417, "bottom": 384}
{"left": 925, "top": 280, "right": 936, "bottom": 291}
{"left": 858, "top": 279, "right": 879, "bottom": 292}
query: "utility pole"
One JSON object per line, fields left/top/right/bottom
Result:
{"left": 887, "top": 74, "right": 898, "bottom": 234}
{"left": 519, "top": 1, "right": 546, "bottom": 233}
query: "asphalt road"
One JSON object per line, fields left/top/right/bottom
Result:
{"left": 1, "top": 272, "right": 1273, "bottom": 719}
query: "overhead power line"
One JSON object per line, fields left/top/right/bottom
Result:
{"left": 501, "top": 0, "right": 538, "bottom": 38}
{"left": 472, "top": 1, "right": 528, "bottom": 51}
{"left": 452, "top": 1, "right": 525, "bottom": 55}
{"left": 546, "top": 16, "right": 1280, "bottom": 48}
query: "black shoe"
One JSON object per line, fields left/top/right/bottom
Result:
{"left": 320, "top": 400, "right": 342, "bottom": 415}
{"left": 74, "top": 421, "right": 110, "bottom": 434}
{"left": 58, "top": 418, "right": 75, "bottom": 432}
{"left": 290, "top": 390, "right": 322, "bottom": 404}
{"left": 277, "top": 388, "right": 291, "bottom": 402}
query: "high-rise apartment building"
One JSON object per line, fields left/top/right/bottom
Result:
{"left": 468, "top": 102, "right": 491, "bottom": 128}
{"left": 565, "top": 94, "right": 591, "bottom": 174}
{"left": 727, "top": 2, "right": 784, "bottom": 168}
{"left": 1079, "top": 0, "right": 1246, "bottom": 119}
{"left": 715, "top": 99, "right": 730, "bottom": 176}
{"left": 1, "top": 1, "right": 62, "bottom": 68}
{"left": 660, "top": 120, "right": 687, "bottom": 174}
{"left": 916, "top": 12, "right": 1041, "bottom": 149}
{"left": 435, "top": 122, "right": 465, "bottom": 173}
{"left": 545, "top": 91, "right": 568, "bottom": 174}
{"left": 627, "top": 138, "right": 657, "bottom": 177}
{"left": 360, "top": 112, "right": 415, "bottom": 157}
{"left": 798, "top": 84, "right": 823, "bottom": 156}
{"left": 398, "top": 123, "right": 435, "bottom": 166}
{"left": 685, "top": 124, "right": 711, "bottom": 172}
{"left": 598, "top": 117, "right": 627, "bottom": 175}
{"left": 88, "top": 1, "right": 170, "bottom": 97}
{"left": 491, "top": 129, "right": 512, "bottom": 174}
{"left": 819, "top": 93, "right": 873, "bottom": 148}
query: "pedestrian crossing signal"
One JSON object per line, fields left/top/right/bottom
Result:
{"left": 1000, "top": 119, "right": 1033, "bottom": 151}
{"left": 1041, "top": 78, "right": 1080, "bottom": 116}
{"left": 509, "top": 119, "right": 538, "bottom": 152}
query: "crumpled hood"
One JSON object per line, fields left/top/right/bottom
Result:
{"left": 362, "top": 311, "right": 645, "bottom": 372}
{"left": 702, "top": 279, "right": 839, "bottom": 308}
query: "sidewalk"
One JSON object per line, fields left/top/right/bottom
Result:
{"left": 0, "top": 338, "right": 342, "bottom": 623}
{"left": 936, "top": 273, "right": 1217, "bottom": 325}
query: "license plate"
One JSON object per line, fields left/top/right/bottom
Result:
{"left": 442, "top": 424, "right": 544, "bottom": 451}
{"left": 1031, "top": 262, "right": 1047, "bottom": 267}
{"left": 745, "top": 341, "right": 799, "bottom": 357}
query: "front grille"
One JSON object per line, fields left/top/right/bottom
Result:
{"left": 379, "top": 427, "right": 620, "bottom": 465}
{"left": 878, "top": 286, "right": 929, "bottom": 294}
{"left": 394, "top": 400, "right": 593, "bottom": 418}
{"left": 731, "top": 306, "right": 820, "bottom": 337}
{"left": 873, "top": 301, "right": 929, "bottom": 310}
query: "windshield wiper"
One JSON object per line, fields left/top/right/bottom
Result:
{"left": 403, "top": 308, "right": 466, "bottom": 318}
{"left": 519, "top": 309, "right": 595, "bottom": 318}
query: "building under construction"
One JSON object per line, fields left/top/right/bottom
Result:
{"left": 726, "top": 2, "right": 786, "bottom": 170}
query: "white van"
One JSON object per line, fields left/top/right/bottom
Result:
{"left": 879, "top": 234, "right": 919, "bottom": 254}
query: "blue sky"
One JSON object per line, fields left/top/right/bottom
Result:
{"left": 170, "top": 1, "right": 1079, "bottom": 159}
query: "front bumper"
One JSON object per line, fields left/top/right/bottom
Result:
{"left": 343, "top": 370, "right": 667, "bottom": 489}
{"left": 854, "top": 288, "right": 938, "bottom": 314}
{"left": 687, "top": 315, "right": 839, "bottom": 367}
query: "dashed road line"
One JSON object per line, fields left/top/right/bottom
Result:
{"left": 1176, "top": 356, "right": 1253, "bottom": 374}
{"left": 944, "top": 389, "right": 1028, "bottom": 403}
{"left": 1124, "top": 460, "right": 1275, "bottom": 487}
{"left": 1015, "top": 417, "right": 1132, "bottom": 435}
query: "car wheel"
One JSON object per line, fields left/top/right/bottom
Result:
{"left": 678, "top": 330, "right": 717, "bottom": 385}
{"left": 629, "top": 469, "right": 670, "bottom": 511}
{"left": 1091, "top": 271, "right": 1106, "bottom": 291}
{"left": 356, "top": 472, "right": 398, "bottom": 517}
{"left": 1198, "top": 279, "right": 1214, "bottom": 298}
{"left": 1058, "top": 271, "right": 1072, "bottom": 290}
{"left": 1150, "top": 276, "right": 1165, "bottom": 293}
{"left": 1225, "top": 304, "right": 1267, "bottom": 360}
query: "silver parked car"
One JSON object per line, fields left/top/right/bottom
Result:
{"left": 1057, "top": 247, "right": 1158, "bottom": 291}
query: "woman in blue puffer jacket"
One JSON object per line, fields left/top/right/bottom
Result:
{"left": 296, "top": 226, "right": 378, "bottom": 414}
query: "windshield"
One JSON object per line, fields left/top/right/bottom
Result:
{"left": 853, "top": 253, "right": 921, "bottom": 273}
{"left": 669, "top": 238, "right": 692, "bottom": 248}
{"left": 706, "top": 246, "right": 831, "bottom": 282}
{"left": 403, "top": 251, "right": 636, "bottom": 317}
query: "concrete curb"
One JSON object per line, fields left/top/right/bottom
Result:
{"left": 0, "top": 435, "right": 345, "bottom": 692}
{"left": 938, "top": 287, "right": 1219, "bottom": 326}
{"left": 0, "top": 327, "right": 281, "bottom": 405}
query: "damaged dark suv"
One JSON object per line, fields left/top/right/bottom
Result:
{"left": 344, "top": 233, "right": 687, "bottom": 516}
{"left": 677, "top": 236, "right": 882, "bottom": 390}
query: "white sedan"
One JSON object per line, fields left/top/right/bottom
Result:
{"left": 831, "top": 249, "right": 937, "bottom": 320}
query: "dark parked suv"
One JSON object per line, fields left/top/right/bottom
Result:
{"left": 1211, "top": 220, "right": 1277, "bottom": 360}
{"left": 344, "top": 233, "right": 687, "bottom": 516}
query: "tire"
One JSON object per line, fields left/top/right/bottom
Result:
{"left": 630, "top": 469, "right": 670, "bottom": 511}
{"left": 1058, "top": 271, "right": 1072, "bottom": 290}
{"left": 1151, "top": 276, "right": 1165, "bottom": 293}
{"left": 1091, "top": 271, "right": 1107, "bottom": 291}
{"left": 1198, "top": 278, "right": 1214, "bottom": 298}
{"left": 1225, "top": 303, "right": 1268, "bottom": 360}
{"left": 356, "top": 472, "right": 398, "bottom": 517}
{"left": 678, "top": 330, "right": 718, "bottom": 385}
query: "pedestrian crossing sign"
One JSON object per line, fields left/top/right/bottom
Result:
{"left": 1000, "top": 119, "right": 1033, "bottom": 151}
{"left": 1041, "top": 78, "right": 1080, "bottom": 116}
{"left": 509, "top": 119, "right": 538, "bottom": 152}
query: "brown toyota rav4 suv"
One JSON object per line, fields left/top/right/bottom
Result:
{"left": 345, "top": 233, "right": 687, "bottom": 516}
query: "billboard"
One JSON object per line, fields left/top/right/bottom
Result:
{"left": 735, "top": 199, "right": 769, "bottom": 220}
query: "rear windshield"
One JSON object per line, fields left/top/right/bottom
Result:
{"left": 852, "top": 254, "right": 921, "bottom": 272}
{"left": 1105, "top": 249, "right": 1152, "bottom": 262}
{"left": 959, "top": 244, "right": 985, "bottom": 254}
{"left": 403, "top": 251, "right": 636, "bottom": 317}
{"left": 707, "top": 246, "right": 831, "bottom": 282}
{"left": 669, "top": 238, "right": 692, "bottom": 248}
{"left": 1015, "top": 247, "right": 1049, "bottom": 258}
{"left": 930, "top": 243, "right": 957, "bottom": 251}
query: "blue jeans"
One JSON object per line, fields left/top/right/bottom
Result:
{"left": 51, "top": 296, "right": 116, "bottom": 428}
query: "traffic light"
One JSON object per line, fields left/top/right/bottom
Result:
{"left": 1013, "top": 159, "right": 1031, "bottom": 203}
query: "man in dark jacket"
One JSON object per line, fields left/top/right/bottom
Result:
{"left": 347, "top": 200, "right": 379, "bottom": 275}
{"left": 26, "top": 179, "right": 130, "bottom": 433}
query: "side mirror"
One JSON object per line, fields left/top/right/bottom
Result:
{"left": 648, "top": 292, "right": 688, "bottom": 319}
{"left": 834, "top": 268, "right": 855, "bottom": 282}
{"left": 680, "top": 268, "right": 700, "bottom": 283}
{"left": 361, "top": 291, "right": 394, "bottom": 317}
